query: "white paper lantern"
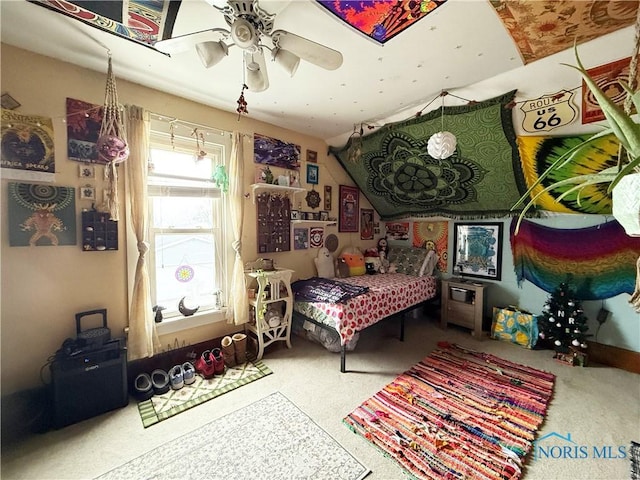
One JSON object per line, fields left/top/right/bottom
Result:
{"left": 427, "top": 131, "right": 457, "bottom": 159}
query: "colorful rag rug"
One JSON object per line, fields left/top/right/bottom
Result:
{"left": 137, "top": 358, "right": 272, "bottom": 427}
{"left": 29, "top": 0, "right": 181, "bottom": 47}
{"left": 329, "top": 91, "right": 526, "bottom": 220}
{"left": 343, "top": 342, "right": 555, "bottom": 480}
{"left": 510, "top": 218, "right": 640, "bottom": 300}
{"left": 489, "top": 1, "right": 638, "bottom": 64}
{"left": 517, "top": 134, "right": 620, "bottom": 215}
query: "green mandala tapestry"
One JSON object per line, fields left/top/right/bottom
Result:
{"left": 329, "top": 91, "right": 527, "bottom": 220}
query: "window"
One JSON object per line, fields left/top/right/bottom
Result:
{"left": 146, "top": 120, "right": 232, "bottom": 325}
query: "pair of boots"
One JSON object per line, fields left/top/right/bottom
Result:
{"left": 220, "top": 333, "right": 247, "bottom": 368}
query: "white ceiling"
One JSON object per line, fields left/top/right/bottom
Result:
{"left": 0, "top": 0, "right": 636, "bottom": 147}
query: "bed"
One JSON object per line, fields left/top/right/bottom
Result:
{"left": 292, "top": 250, "right": 438, "bottom": 372}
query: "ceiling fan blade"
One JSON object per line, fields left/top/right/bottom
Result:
{"left": 271, "top": 30, "right": 343, "bottom": 71}
{"left": 154, "top": 28, "right": 229, "bottom": 55}
{"left": 244, "top": 49, "right": 269, "bottom": 92}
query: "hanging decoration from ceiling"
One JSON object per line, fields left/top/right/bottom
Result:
{"left": 490, "top": 0, "right": 638, "bottom": 64}
{"left": 517, "top": 133, "right": 620, "bottom": 215}
{"left": 99, "top": 54, "right": 129, "bottom": 221}
{"left": 510, "top": 218, "right": 640, "bottom": 300}
{"left": 330, "top": 91, "right": 525, "bottom": 220}
{"left": 29, "top": 0, "right": 181, "bottom": 47}
{"left": 315, "top": 0, "right": 448, "bottom": 44}
{"left": 427, "top": 91, "right": 457, "bottom": 159}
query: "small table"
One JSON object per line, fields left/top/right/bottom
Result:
{"left": 440, "top": 279, "right": 486, "bottom": 338}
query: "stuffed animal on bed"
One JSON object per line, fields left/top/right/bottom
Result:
{"left": 364, "top": 248, "right": 381, "bottom": 274}
{"left": 340, "top": 247, "right": 366, "bottom": 276}
{"left": 314, "top": 247, "right": 335, "bottom": 278}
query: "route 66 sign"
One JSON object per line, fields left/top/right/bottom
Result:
{"left": 520, "top": 90, "right": 578, "bottom": 133}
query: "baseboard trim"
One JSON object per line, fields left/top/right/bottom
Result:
{"left": 585, "top": 340, "right": 640, "bottom": 374}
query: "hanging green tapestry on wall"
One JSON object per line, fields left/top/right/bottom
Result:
{"left": 329, "top": 90, "right": 527, "bottom": 220}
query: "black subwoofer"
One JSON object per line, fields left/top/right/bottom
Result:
{"left": 50, "top": 338, "right": 128, "bottom": 429}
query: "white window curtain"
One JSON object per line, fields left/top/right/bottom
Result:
{"left": 226, "top": 132, "right": 249, "bottom": 325}
{"left": 125, "top": 105, "right": 160, "bottom": 359}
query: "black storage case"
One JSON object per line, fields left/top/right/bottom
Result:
{"left": 50, "top": 338, "right": 128, "bottom": 429}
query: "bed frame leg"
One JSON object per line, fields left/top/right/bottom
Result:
{"left": 340, "top": 346, "right": 346, "bottom": 373}
{"left": 400, "top": 315, "right": 405, "bottom": 342}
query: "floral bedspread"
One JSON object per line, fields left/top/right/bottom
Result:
{"left": 293, "top": 273, "right": 437, "bottom": 345}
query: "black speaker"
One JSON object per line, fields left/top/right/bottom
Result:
{"left": 50, "top": 338, "right": 128, "bottom": 429}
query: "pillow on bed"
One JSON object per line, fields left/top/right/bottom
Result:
{"left": 419, "top": 249, "right": 439, "bottom": 277}
{"left": 387, "top": 246, "right": 429, "bottom": 276}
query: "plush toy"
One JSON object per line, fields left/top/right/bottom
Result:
{"left": 314, "top": 247, "right": 335, "bottom": 278}
{"left": 364, "top": 248, "right": 381, "bottom": 274}
{"left": 378, "top": 237, "right": 389, "bottom": 257}
{"left": 340, "top": 247, "right": 366, "bottom": 276}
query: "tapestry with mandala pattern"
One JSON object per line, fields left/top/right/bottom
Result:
{"left": 329, "top": 90, "right": 526, "bottom": 220}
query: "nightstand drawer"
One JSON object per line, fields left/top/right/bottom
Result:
{"left": 446, "top": 301, "right": 475, "bottom": 328}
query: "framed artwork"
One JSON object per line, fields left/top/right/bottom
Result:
{"left": 453, "top": 222, "right": 503, "bottom": 281}
{"left": 78, "top": 164, "right": 95, "bottom": 178}
{"left": 324, "top": 185, "right": 332, "bottom": 210}
{"left": 306, "top": 149, "right": 317, "bottom": 163}
{"left": 310, "top": 227, "right": 324, "bottom": 248}
{"left": 320, "top": 210, "right": 329, "bottom": 221}
{"left": 360, "top": 208, "right": 374, "bottom": 240}
{"left": 254, "top": 133, "right": 300, "bottom": 170}
{"left": 339, "top": 185, "right": 359, "bottom": 232}
{"left": 80, "top": 185, "right": 96, "bottom": 200}
{"left": 293, "top": 228, "right": 309, "bottom": 250}
{"left": 290, "top": 210, "right": 300, "bottom": 220}
{"left": 306, "top": 164, "right": 319, "bottom": 185}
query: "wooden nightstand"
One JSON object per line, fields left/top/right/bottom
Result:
{"left": 440, "top": 279, "right": 486, "bottom": 338}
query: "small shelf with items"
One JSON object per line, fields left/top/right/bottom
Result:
{"left": 440, "top": 279, "right": 486, "bottom": 338}
{"left": 245, "top": 268, "right": 294, "bottom": 360}
{"left": 82, "top": 211, "right": 118, "bottom": 251}
{"left": 249, "top": 184, "right": 305, "bottom": 204}
{"left": 291, "top": 220, "right": 337, "bottom": 226}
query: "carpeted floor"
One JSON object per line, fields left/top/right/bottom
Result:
{"left": 344, "top": 342, "right": 555, "bottom": 479}
{"left": 2, "top": 313, "right": 638, "bottom": 480}
{"left": 137, "top": 358, "right": 272, "bottom": 427}
{"left": 100, "top": 392, "right": 369, "bottom": 480}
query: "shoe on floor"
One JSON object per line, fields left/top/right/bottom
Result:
{"left": 151, "top": 369, "right": 171, "bottom": 395}
{"left": 211, "top": 347, "right": 225, "bottom": 375}
{"left": 169, "top": 364, "right": 184, "bottom": 390}
{"left": 182, "top": 361, "right": 196, "bottom": 385}
{"left": 194, "top": 350, "right": 216, "bottom": 378}
{"left": 133, "top": 373, "right": 154, "bottom": 401}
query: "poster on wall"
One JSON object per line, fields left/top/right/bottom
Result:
{"left": 453, "top": 222, "right": 502, "bottom": 280}
{"left": 1, "top": 109, "right": 55, "bottom": 182}
{"left": 7, "top": 182, "right": 76, "bottom": 246}
{"left": 293, "top": 228, "right": 309, "bottom": 250}
{"left": 582, "top": 57, "right": 637, "bottom": 124}
{"left": 253, "top": 133, "right": 300, "bottom": 170}
{"left": 360, "top": 209, "right": 374, "bottom": 240}
{"left": 338, "top": 185, "right": 359, "bottom": 232}
{"left": 66, "top": 97, "right": 104, "bottom": 163}
{"left": 310, "top": 227, "right": 324, "bottom": 248}
{"left": 413, "top": 221, "right": 448, "bottom": 272}
{"left": 385, "top": 221, "right": 410, "bottom": 244}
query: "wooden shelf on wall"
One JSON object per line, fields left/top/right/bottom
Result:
{"left": 249, "top": 184, "right": 305, "bottom": 204}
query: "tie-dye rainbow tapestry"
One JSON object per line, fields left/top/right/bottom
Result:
{"left": 510, "top": 218, "right": 640, "bottom": 300}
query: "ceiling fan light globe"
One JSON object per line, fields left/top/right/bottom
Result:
{"left": 246, "top": 67, "right": 266, "bottom": 92}
{"left": 231, "top": 18, "right": 257, "bottom": 49}
{"left": 195, "top": 41, "right": 228, "bottom": 68}
{"left": 273, "top": 48, "right": 300, "bottom": 77}
{"left": 427, "top": 131, "right": 457, "bottom": 159}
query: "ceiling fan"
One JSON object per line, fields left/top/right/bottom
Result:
{"left": 154, "top": 0, "right": 343, "bottom": 92}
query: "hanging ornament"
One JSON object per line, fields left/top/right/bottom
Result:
{"left": 236, "top": 83, "right": 249, "bottom": 120}
{"left": 97, "top": 54, "right": 129, "bottom": 165}
{"left": 556, "top": 322, "right": 562, "bottom": 327}
{"left": 568, "top": 317, "right": 575, "bottom": 324}
{"left": 175, "top": 265, "right": 195, "bottom": 283}
{"left": 581, "top": 343, "right": 587, "bottom": 349}
{"left": 539, "top": 332, "right": 546, "bottom": 339}
{"left": 568, "top": 301, "right": 575, "bottom": 307}
{"left": 427, "top": 91, "right": 457, "bottom": 159}
{"left": 572, "top": 339, "right": 580, "bottom": 346}
{"left": 554, "top": 340, "right": 562, "bottom": 346}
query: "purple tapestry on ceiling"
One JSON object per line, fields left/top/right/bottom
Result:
{"left": 28, "top": 0, "right": 181, "bottom": 47}
{"left": 315, "top": 0, "right": 448, "bottom": 44}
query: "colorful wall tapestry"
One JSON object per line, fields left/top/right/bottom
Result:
{"left": 315, "top": 0, "right": 447, "bottom": 44}
{"left": 66, "top": 98, "right": 104, "bottom": 163}
{"left": 582, "top": 57, "right": 638, "bottom": 124}
{"left": 510, "top": 218, "right": 640, "bottom": 300}
{"left": 330, "top": 91, "right": 526, "bottom": 220}
{"left": 490, "top": 1, "right": 638, "bottom": 65}
{"left": 1, "top": 109, "right": 55, "bottom": 182}
{"left": 517, "top": 133, "right": 619, "bottom": 214}
{"left": 413, "top": 220, "right": 448, "bottom": 272}
{"left": 254, "top": 133, "right": 300, "bottom": 170}
{"left": 8, "top": 182, "right": 76, "bottom": 247}
{"left": 29, "top": 0, "right": 181, "bottom": 47}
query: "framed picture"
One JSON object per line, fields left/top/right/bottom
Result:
{"left": 78, "top": 164, "right": 95, "bottom": 179}
{"left": 320, "top": 210, "right": 329, "bottom": 221}
{"left": 453, "top": 222, "right": 503, "bottom": 281}
{"left": 293, "top": 228, "right": 309, "bottom": 250}
{"left": 290, "top": 210, "right": 300, "bottom": 220}
{"left": 324, "top": 185, "right": 332, "bottom": 210}
{"left": 306, "top": 149, "right": 317, "bottom": 163}
{"left": 306, "top": 164, "right": 319, "bottom": 185}
{"left": 339, "top": 185, "right": 359, "bottom": 232}
{"left": 360, "top": 208, "right": 374, "bottom": 240}
{"left": 254, "top": 133, "right": 300, "bottom": 170}
{"left": 79, "top": 185, "right": 96, "bottom": 200}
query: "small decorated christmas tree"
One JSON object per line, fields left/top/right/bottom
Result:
{"left": 538, "top": 282, "right": 589, "bottom": 358}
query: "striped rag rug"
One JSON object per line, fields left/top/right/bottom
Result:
{"left": 343, "top": 342, "right": 555, "bottom": 480}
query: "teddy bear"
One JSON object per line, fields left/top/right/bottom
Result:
{"left": 314, "top": 247, "right": 335, "bottom": 278}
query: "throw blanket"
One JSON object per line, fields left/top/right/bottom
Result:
{"left": 518, "top": 134, "right": 619, "bottom": 214}
{"left": 292, "top": 277, "right": 369, "bottom": 304}
{"left": 510, "top": 218, "right": 640, "bottom": 300}
{"left": 329, "top": 91, "right": 527, "bottom": 220}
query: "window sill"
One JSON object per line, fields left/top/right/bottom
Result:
{"left": 156, "top": 308, "right": 227, "bottom": 335}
